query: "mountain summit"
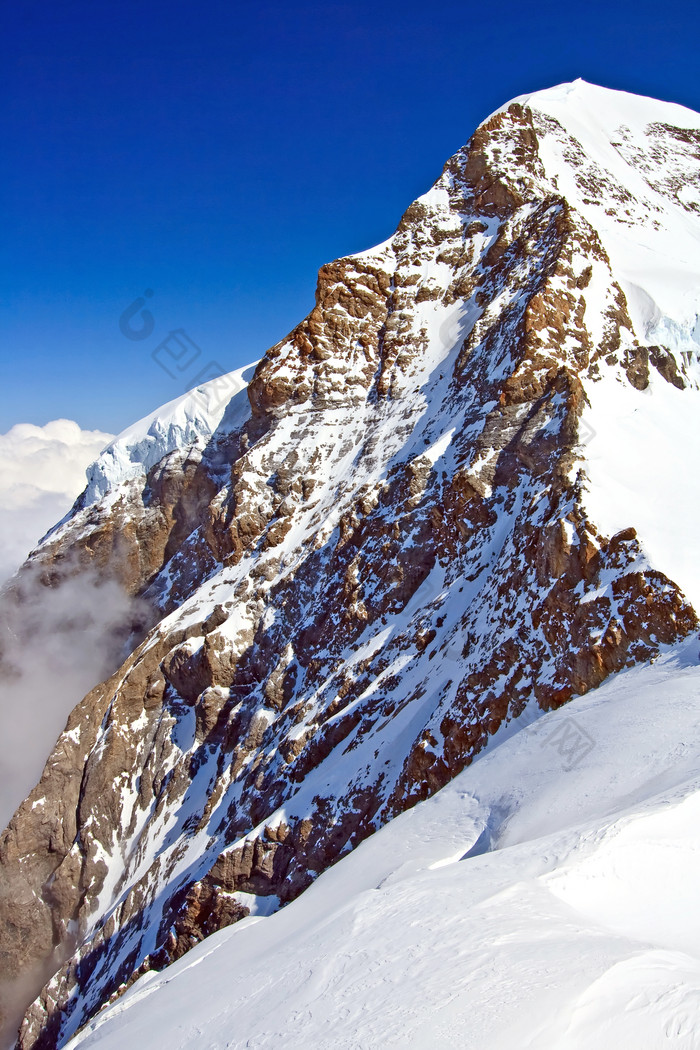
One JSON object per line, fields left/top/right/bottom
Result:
{"left": 3, "top": 80, "right": 700, "bottom": 1048}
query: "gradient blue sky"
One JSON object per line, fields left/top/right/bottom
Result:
{"left": 2, "top": 0, "right": 698, "bottom": 434}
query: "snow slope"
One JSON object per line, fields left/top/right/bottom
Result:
{"left": 73, "top": 360, "right": 257, "bottom": 509}
{"left": 69, "top": 635, "right": 700, "bottom": 1050}
{"left": 500, "top": 80, "right": 700, "bottom": 609}
{"left": 8, "top": 80, "right": 700, "bottom": 1049}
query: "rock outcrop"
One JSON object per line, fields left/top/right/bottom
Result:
{"left": 2, "top": 80, "right": 700, "bottom": 1048}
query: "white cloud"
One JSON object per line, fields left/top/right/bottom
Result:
{"left": 0, "top": 419, "right": 113, "bottom": 585}
{"left": 0, "top": 420, "right": 145, "bottom": 833}
{"left": 0, "top": 561, "right": 149, "bottom": 831}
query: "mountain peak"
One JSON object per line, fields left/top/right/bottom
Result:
{"left": 496, "top": 77, "right": 700, "bottom": 132}
{"left": 3, "top": 82, "right": 700, "bottom": 1049}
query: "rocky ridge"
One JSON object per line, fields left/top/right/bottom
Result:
{"left": 2, "top": 80, "right": 700, "bottom": 1048}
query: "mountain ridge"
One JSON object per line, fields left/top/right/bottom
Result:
{"left": 2, "top": 79, "right": 700, "bottom": 1048}
{"left": 63, "top": 634, "right": 700, "bottom": 1049}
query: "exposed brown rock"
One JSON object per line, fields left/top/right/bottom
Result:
{"left": 2, "top": 93, "right": 699, "bottom": 1050}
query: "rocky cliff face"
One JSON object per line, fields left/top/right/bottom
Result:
{"left": 2, "top": 79, "right": 700, "bottom": 1049}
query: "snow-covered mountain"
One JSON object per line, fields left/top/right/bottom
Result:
{"left": 2, "top": 78, "right": 700, "bottom": 1049}
{"left": 66, "top": 637, "right": 700, "bottom": 1050}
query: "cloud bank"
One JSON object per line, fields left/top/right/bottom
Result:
{"left": 0, "top": 419, "right": 114, "bottom": 585}
{"left": 0, "top": 420, "right": 152, "bottom": 835}
{"left": 0, "top": 561, "right": 148, "bottom": 832}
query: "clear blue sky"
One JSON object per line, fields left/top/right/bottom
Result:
{"left": 1, "top": 0, "right": 698, "bottom": 433}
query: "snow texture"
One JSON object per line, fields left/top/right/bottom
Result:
{"left": 14, "top": 79, "right": 700, "bottom": 1049}
{"left": 68, "top": 637, "right": 700, "bottom": 1050}
{"left": 77, "top": 361, "right": 256, "bottom": 508}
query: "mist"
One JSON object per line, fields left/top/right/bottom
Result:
{"left": 0, "top": 562, "right": 150, "bottom": 832}
{"left": 0, "top": 420, "right": 150, "bottom": 1045}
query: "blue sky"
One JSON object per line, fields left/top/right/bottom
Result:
{"left": 2, "top": 0, "right": 698, "bottom": 434}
